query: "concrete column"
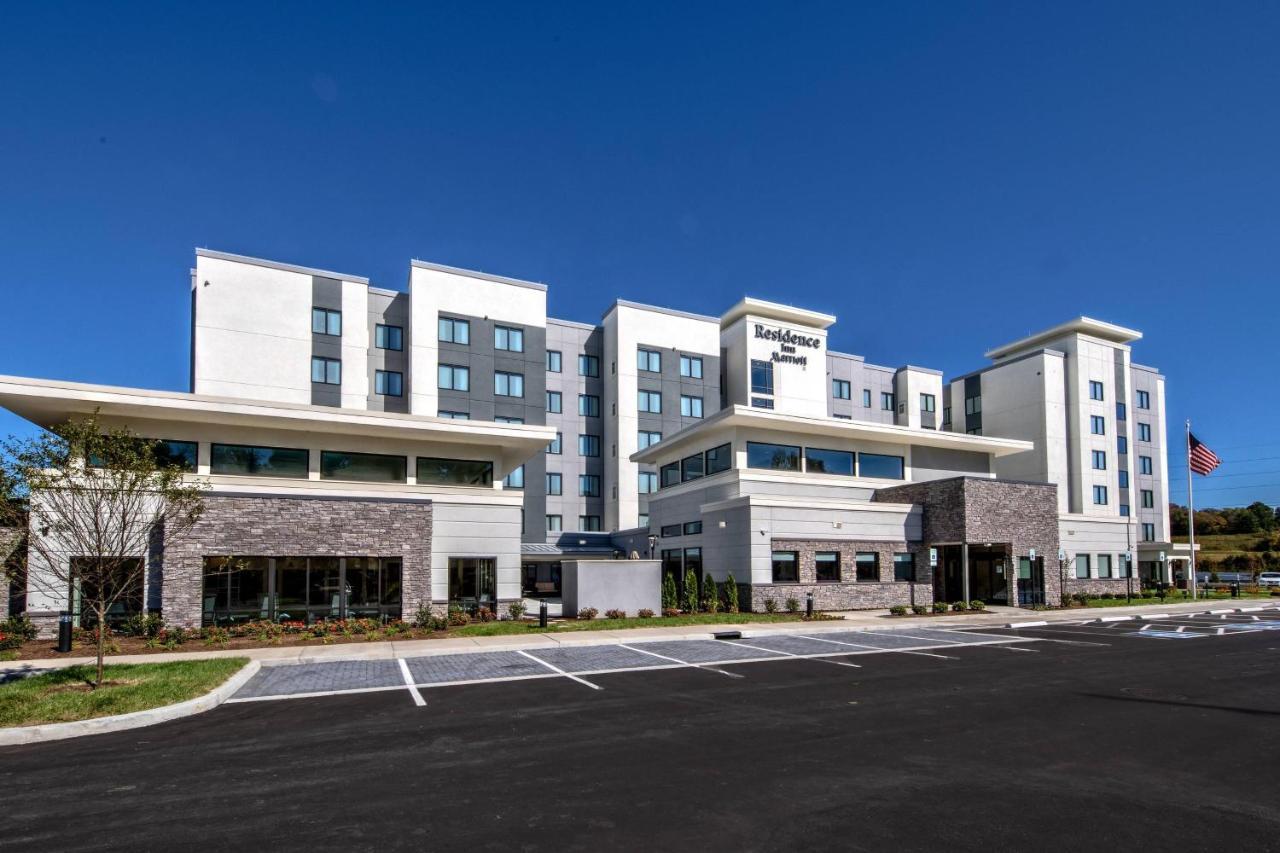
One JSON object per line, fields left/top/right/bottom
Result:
{"left": 961, "top": 544, "right": 970, "bottom": 604}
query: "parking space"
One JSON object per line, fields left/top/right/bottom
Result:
{"left": 961, "top": 605, "right": 1280, "bottom": 644}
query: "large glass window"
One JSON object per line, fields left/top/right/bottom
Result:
{"left": 920, "top": 393, "right": 936, "bottom": 413}
{"left": 375, "top": 370, "right": 403, "bottom": 397}
{"left": 579, "top": 394, "right": 600, "bottom": 417}
{"left": 681, "top": 453, "right": 704, "bottom": 482}
{"left": 680, "top": 355, "right": 703, "bottom": 378}
{"left": 855, "top": 552, "right": 879, "bottom": 582}
{"left": 438, "top": 316, "right": 470, "bottom": 344}
{"left": 638, "top": 430, "right": 663, "bottom": 449}
{"left": 504, "top": 465, "right": 524, "bottom": 489}
{"left": 416, "top": 457, "right": 493, "bottom": 486}
{"left": 815, "top": 552, "right": 840, "bottom": 583}
{"left": 201, "top": 556, "right": 270, "bottom": 624}
{"left": 546, "top": 515, "right": 562, "bottom": 532}
{"left": 638, "top": 390, "right": 662, "bottom": 413}
{"left": 93, "top": 438, "right": 198, "bottom": 473}
{"left": 638, "top": 471, "right": 658, "bottom": 493}
{"left": 746, "top": 441, "right": 801, "bottom": 471}
{"left": 579, "top": 515, "right": 602, "bottom": 532}
{"left": 637, "top": 349, "right": 661, "bottom": 372}
{"left": 1075, "top": 553, "right": 1091, "bottom": 579}
{"left": 311, "top": 356, "right": 341, "bottom": 385}
{"left": 438, "top": 364, "right": 469, "bottom": 391}
{"left": 705, "top": 443, "right": 732, "bottom": 475}
{"left": 578, "top": 354, "right": 599, "bottom": 377}
{"left": 661, "top": 462, "right": 681, "bottom": 488}
{"left": 211, "top": 443, "right": 309, "bottom": 478}
{"left": 805, "top": 447, "right": 854, "bottom": 476}
{"left": 495, "top": 371, "right": 524, "bottom": 397}
{"left": 832, "top": 379, "right": 851, "bottom": 400}
{"left": 494, "top": 325, "right": 524, "bottom": 352}
{"left": 965, "top": 395, "right": 981, "bottom": 415}
{"left": 771, "top": 551, "right": 798, "bottom": 583}
{"left": 680, "top": 395, "right": 703, "bottom": 418}
{"left": 345, "top": 557, "right": 402, "bottom": 620}
{"left": 579, "top": 474, "right": 601, "bottom": 497}
{"left": 312, "top": 307, "right": 341, "bottom": 336}
{"left": 202, "top": 556, "right": 403, "bottom": 626}
{"left": 578, "top": 434, "right": 600, "bottom": 457}
{"left": 751, "top": 360, "right": 774, "bottom": 395}
{"left": 321, "top": 450, "right": 406, "bottom": 483}
{"left": 893, "top": 553, "right": 915, "bottom": 582}
{"left": 375, "top": 324, "right": 403, "bottom": 351}
{"left": 1097, "top": 554, "right": 1113, "bottom": 579}
{"left": 858, "top": 453, "right": 904, "bottom": 479}
{"left": 546, "top": 350, "right": 562, "bottom": 372}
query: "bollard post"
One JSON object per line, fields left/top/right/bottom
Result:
{"left": 539, "top": 599, "right": 548, "bottom": 629}
{"left": 805, "top": 591, "right": 814, "bottom": 619}
{"left": 57, "top": 610, "right": 73, "bottom": 654}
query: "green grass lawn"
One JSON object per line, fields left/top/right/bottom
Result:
{"left": 0, "top": 658, "right": 249, "bottom": 728}
{"left": 451, "top": 612, "right": 818, "bottom": 637}
{"left": 1174, "top": 532, "right": 1278, "bottom": 557}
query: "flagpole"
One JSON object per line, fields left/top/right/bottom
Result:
{"left": 1186, "top": 419, "right": 1197, "bottom": 601}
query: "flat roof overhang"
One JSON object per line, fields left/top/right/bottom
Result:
{"left": 0, "top": 376, "right": 556, "bottom": 472}
{"left": 719, "top": 297, "right": 836, "bottom": 331}
{"left": 985, "top": 316, "right": 1142, "bottom": 361}
{"left": 630, "top": 405, "right": 1035, "bottom": 464}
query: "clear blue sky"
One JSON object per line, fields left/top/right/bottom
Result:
{"left": 2, "top": 2, "right": 1277, "bottom": 507}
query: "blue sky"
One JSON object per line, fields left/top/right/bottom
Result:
{"left": 2, "top": 1, "right": 1277, "bottom": 507}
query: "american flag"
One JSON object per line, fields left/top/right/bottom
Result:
{"left": 1188, "top": 433, "right": 1221, "bottom": 476}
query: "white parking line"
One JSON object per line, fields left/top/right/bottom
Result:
{"left": 619, "top": 643, "right": 745, "bottom": 679}
{"left": 996, "top": 646, "right": 1040, "bottom": 653}
{"left": 398, "top": 658, "right": 427, "bottom": 707}
{"left": 727, "top": 639, "right": 863, "bottom": 668}
{"left": 228, "top": 683, "right": 410, "bottom": 704}
{"left": 517, "top": 649, "right": 603, "bottom": 691}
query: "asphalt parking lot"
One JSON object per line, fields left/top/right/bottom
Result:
{"left": 2, "top": 609, "right": 1279, "bottom": 852}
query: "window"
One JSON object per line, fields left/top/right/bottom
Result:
{"left": 375, "top": 324, "right": 403, "bottom": 351}
{"left": 680, "top": 355, "right": 703, "bottom": 378}
{"left": 893, "top": 553, "right": 916, "bottom": 582}
{"left": 1139, "top": 455, "right": 1153, "bottom": 475}
{"left": 579, "top": 516, "right": 602, "bottom": 532}
{"left": 494, "top": 325, "right": 524, "bottom": 352}
{"left": 637, "top": 348, "right": 661, "bottom": 372}
{"left": 1118, "top": 436, "right": 1128, "bottom": 455}
{"left": 504, "top": 465, "right": 524, "bottom": 489}
{"left": 374, "top": 370, "right": 403, "bottom": 397}
{"left": 438, "top": 410, "right": 469, "bottom": 420}
{"left": 438, "top": 317, "right": 470, "bottom": 344}
{"left": 681, "top": 453, "right": 704, "bottom": 482}
{"left": 815, "top": 552, "right": 840, "bottom": 583}
{"left": 683, "top": 521, "right": 702, "bottom": 535}
{"left": 546, "top": 515, "right": 562, "bottom": 532}
{"left": 661, "top": 524, "right": 682, "bottom": 538}
{"left": 1142, "top": 523, "right": 1155, "bottom": 542}
{"left": 920, "top": 393, "right": 936, "bottom": 413}
{"left": 943, "top": 406, "right": 952, "bottom": 428}
{"left": 638, "top": 430, "right": 662, "bottom": 449}
{"left": 660, "top": 462, "right": 681, "bottom": 488}
{"left": 578, "top": 354, "right": 599, "bottom": 377}
{"left": 1089, "top": 380, "right": 1104, "bottom": 401}
{"left": 547, "top": 432, "right": 562, "bottom": 454}
{"left": 881, "top": 392, "right": 895, "bottom": 411}
{"left": 855, "top": 552, "right": 878, "bottom": 582}
{"left": 805, "top": 447, "right": 855, "bottom": 476}
{"left": 705, "top": 443, "right": 732, "bottom": 475}
{"left": 638, "top": 390, "right": 662, "bottom": 413}
{"left": 771, "top": 551, "right": 799, "bottom": 583}
{"left": 680, "top": 395, "right": 704, "bottom": 418}
{"left": 1075, "top": 554, "right": 1091, "bottom": 579}
{"left": 965, "top": 395, "right": 981, "bottom": 415}
{"left": 862, "top": 389, "right": 872, "bottom": 408}
{"left": 438, "top": 364, "right": 469, "bottom": 391}
{"left": 211, "top": 444, "right": 309, "bottom": 478}
{"left": 311, "top": 356, "right": 341, "bottom": 385}
{"left": 541, "top": 350, "right": 561, "bottom": 373}
{"left": 545, "top": 472, "right": 562, "bottom": 495}
{"left": 1138, "top": 423, "right": 1152, "bottom": 442}
{"left": 1092, "top": 450, "right": 1107, "bottom": 470}
{"left": 569, "top": 394, "right": 597, "bottom": 418}
{"left": 1097, "top": 554, "right": 1113, "bottom": 579}
{"left": 1136, "top": 390, "right": 1150, "bottom": 409}
{"left": 751, "top": 397, "right": 775, "bottom": 409}
{"left": 1116, "top": 402, "right": 1127, "bottom": 422}
{"left": 638, "top": 513, "right": 649, "bottom": 528}
{"left": 1141, "top": 489, "right": 1154, "bottom": 509}
{"left": 545, "top": 391, "right": 562, "bottom": 413}
{"left": 859, "top": 453, "right": 905, "bottom": 480}
{"left": 746, "top": 441, "right": 801, "bottom": 471}
{"left": 834, "top": 414, "right": 852, "bottom": 420}
{"left": 1090, "top": 415, "right": 1106, "bottom": 435}
{"left": 312, "top": 307, "right": 341, "bottom": 336}
{"left": 1093, "top": 485, "right": 1108, "bottom": 505}
{"left": 578, "top": 434, "right": 600, "bottom": 457}
{"left": 832, "top": 379, "right": 851, "bottom": 400}
{"left": 1120, "top": 504, "right": 1130, "bottom": 517}
{"left": 96, "top": 438, "right": 196, "bottom": 473}
{"left": 751, "top": 360, "right": 774, "bottom": 395}
{"left": 638, "top": 471, "right": 658, "bottom": 493}
{"left": 416, "top": 457, "right": 493, "bottom": 486}
{"left": 494, "top": 371, "right": 524, "bottom": 398}
{"left": 1119, "top": 470, "right": 1129, "bottom": 488}
{"left": 576, "top": 474, "right": 601, "bottom": 497}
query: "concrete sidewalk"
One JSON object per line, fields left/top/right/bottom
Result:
{"left": 4, "top": 599, "right": 1273, "bottom": 675}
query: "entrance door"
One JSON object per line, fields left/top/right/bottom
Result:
{"left": 1017, "top": 557, "right": 1045, "bottom": 606}
{"left": 449, "top": 558, "right": 497, "bottom": 614}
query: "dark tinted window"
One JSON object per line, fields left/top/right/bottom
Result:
{"left": 747, "top": 441, "right": 801, "bottom": 471}
{"left": 416, "top": 457, "right": 493, "bottom": 487}
{"left": 858, "top": 453, "right": 904, "bottom": 479}
{"left": 211, "top": 444, "right": 309, "bottom": 478}
{"left": 321, "top": 450, "right": 406, "bottom": 483}
{"left": 805, "top": 447, "right": 855, "bottom": 475}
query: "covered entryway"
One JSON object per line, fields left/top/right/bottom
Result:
{"left": 932, "top": 544, "right": 1014, "bottom": 605}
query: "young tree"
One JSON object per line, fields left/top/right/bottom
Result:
{"left": 681, "top": 567, "right": 698, "bottom": 614}
{"left": 661, "top": 572, "right": 678, "bottom": 612}
{"left": 0, "top": 414, "right": 206, "bottom": 687}
{"left": 723, "top": 573, "right": 739, "bottom": 614}
{"left": 700, "top": 574, "right": 719, "bottom": 613}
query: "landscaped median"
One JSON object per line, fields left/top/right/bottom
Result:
{"left": 0, "top": 657, "right": 255, "bottom": 745}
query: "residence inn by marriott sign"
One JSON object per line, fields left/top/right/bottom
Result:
{"left": 754, "top": 323, "right": 821, "bottom": 366}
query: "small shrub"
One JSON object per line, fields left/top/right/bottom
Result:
{"left": 638, "top": 608, "right": 655, "bottom": 618}
{"left": 969, "top": 600, "right": 986, "bottom": 611}
{"left": 447, "top": 605, "right": 471, "bottom": 627}
{"left": 931, "top": 601, "right": 948, "bottom": 614}
{"left": 784, "top": 596, "right": 800, "bottom": 614}
{"left": 0, "top": 616, "right": 38, "bottom": 649}
{"left": 474, "top": 607, "right": 496, "bottom": 623}
{"left": 724, "top": 574, "right": 740, "bottom": 614}
{"left": 764, "top": 598, "right": 778, "bottom": 614}
{"left": 202, "top": 626, "right": 231, "bottom": 647}
{"left": 889, "top": 605, "right": 908, "bottom": 616}
{"left": 661, "top": 607, "right": 679, "bottom": 617}
{"left": 911, "top": 604, "right": 928, "bottom": 616}
{"left": 951, "top": 601, "right": 969, "bottom": 612}
{"left": 120, "top": 613, "right": 164, "bottom": 638}
{"left": 507, "top": 601, "right": 527, "bottom": 620}
{"left": 605, "top": 608, "right": 626, "bottom": 620}
{"left": 1099, "top": 593, "right": 1114, "bottom": 600}
{"left": 578, "top": 607, "right": 599, "bottom": 621}
{"left": 1073, "top": 592, "right": 1090, "bottom": 606}
{"left": 662, "top": 573, "right": 678, "bottom": 612}
{"left": 701, "top": 576, "right": 720, "bottom": 614}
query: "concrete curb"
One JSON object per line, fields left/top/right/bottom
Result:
{"left": 0, "top": 660, "right": 260, "bottom": 747}
{"left": 1007, "top": 621, "right": 1048, "bottom": 628}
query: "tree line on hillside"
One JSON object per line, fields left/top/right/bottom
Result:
{"left": 1169, "top": 502, "right": 1279, "bottom": 537}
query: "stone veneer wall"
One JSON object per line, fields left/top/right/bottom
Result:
{"left": 0, "top": 528, "right": 21, "bottom": 621}
{"left": 753, "top": 539, "right": 932, "bottom": 611}
{"left": 1063, "top": 577, "right": 1137, "bottom": 598}
{"left": 161, "top": 495, "right": 432, "bottom": 628}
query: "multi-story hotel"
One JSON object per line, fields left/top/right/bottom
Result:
{"left": 0, "top": 249, "right": 1184, "bottom": 628}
